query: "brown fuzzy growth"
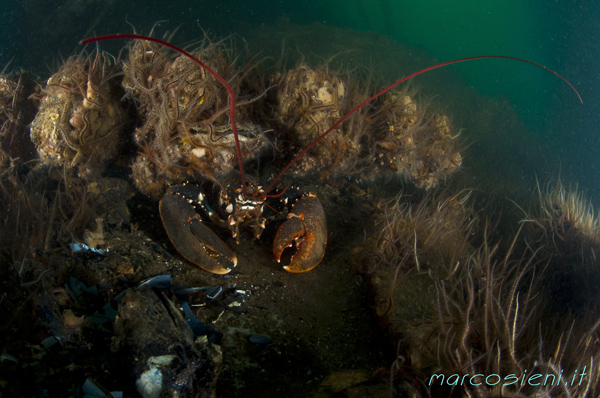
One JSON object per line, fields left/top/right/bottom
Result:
{"left": 124, "top": 36, "right": 269, "bottom": 199}
{"left": 527, "top": 180, "right": 600, "bottom": 261}
{"left": 30, "top": 51, "right": 125, "bottom": 179}
{"left": 368, "top": 190, "right": 475, "bottom": 330}
{"left": 523, "top": 180, "right": 600, "bottom": 329}
{"left": 366, "top": 189, "right": 600, "bottom": 397}
{"left": 270, "top": 64, "right": 369, "bottom": 178}
{"left": 0, "top": 72, "right": 36, "bottom": 173}
{"left": 365, "top": 89, "right": 463, "bottom": 189}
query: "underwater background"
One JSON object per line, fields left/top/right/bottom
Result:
{"left": 2, "top": 1, "right": 600, "bottom": 397}
{"left": 2, "top": 0, "right": 598, "bottom": 199}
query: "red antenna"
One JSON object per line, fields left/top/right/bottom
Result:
{"left": 264, "top": 55, "right": 582, "bottom": 194}
{"left": 80, "top": 33, "right": 249, "bottom": 194}
{"left": 81, "top": 35, "right": 582, "bottom": 197}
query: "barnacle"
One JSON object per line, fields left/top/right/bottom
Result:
{"left": 123, "top": 37, "right": 269, "bottom": 198}
{"left": 0, "top": 72, "right": 36, "bottom": 172}
{"left": 271, "top": 64, "right": 367, "bottom": 177}
{"left": 30, "top": 51, "right": 125, "bottom": 178}
{"left": 365, "top": 90, "right": 463, "bottom": 189}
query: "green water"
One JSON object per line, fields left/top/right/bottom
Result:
{"left": 1, "top": 0, "right": 597, "bottom": 194}
{"left": 325, "top": 0, "right": 556, "bottom": 128}
{"left": 0, "top": 1, "right": 577, "bottom": 118}
{"left": 2, "top": 2, "right": 600, "bottom": 396}
{"left": 311, "top": 1, "right": 596, "bottom": 198}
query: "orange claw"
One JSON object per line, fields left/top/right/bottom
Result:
{"left": 273, "top": 194, "right": 327, "bottom": 273}
{"left": 160, "top": 191, "right": 237, "bottom": 274}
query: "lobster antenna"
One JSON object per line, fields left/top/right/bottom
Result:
{"left": 80, "top": 33, "right": 249, "bottom": 194}
{"left": 81, "top": 35, "right": 582, "bottom": 196}
{"left": 264, "top": 55, "right": 582, "bottom": 193}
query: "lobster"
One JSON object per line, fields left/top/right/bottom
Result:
{"left": 81, "top": 33, "right": 581, "bottom": 274}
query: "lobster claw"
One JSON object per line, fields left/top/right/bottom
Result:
{"left": 159, "top": 186, "right": 237, "bottom": 274}
{"left": 273, "top": 193, "right": 327, "bottom": 273}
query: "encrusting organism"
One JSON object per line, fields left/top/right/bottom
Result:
{"left": 30, "top": 51, "right": 125, "bottom": 178}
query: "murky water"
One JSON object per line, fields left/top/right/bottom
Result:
{"left": 1, "top": 2, "right": 600, "bottom": 397}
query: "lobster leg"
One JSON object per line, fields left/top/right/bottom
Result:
{"left": 160, "top": 189, "right": 237, "bottom": 274}
{"left": 273, "top": 193, "right": 327, "bottom": 273}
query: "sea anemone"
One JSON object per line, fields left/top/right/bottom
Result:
{"left": 366, "top": 190, "right": 476, "bottom": 367}
{"left": 527, "top": 180, "right": 600, "bottom": 261}
{"left": 270, "top": 62, "right": 368, "bottom": 177}
{"left": 518, "top": 180, "right": 600, "bottom": 350}
{"left": 29, "top": 51, "right": 125, "bottom": 178}
{"left": 123, "top": 34, "right": 269, "bottom": 198}
{"left": 365, "top": 89, "right": 463, "bottom": 189}
{"left": 367, "top": 188, "right": 600, "bottom": 397}
{"left": 429, "top": 229, "right": 600, "bottom": 398}
{"left": 0, "top": 70, "right": 36, "bottom": 173}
